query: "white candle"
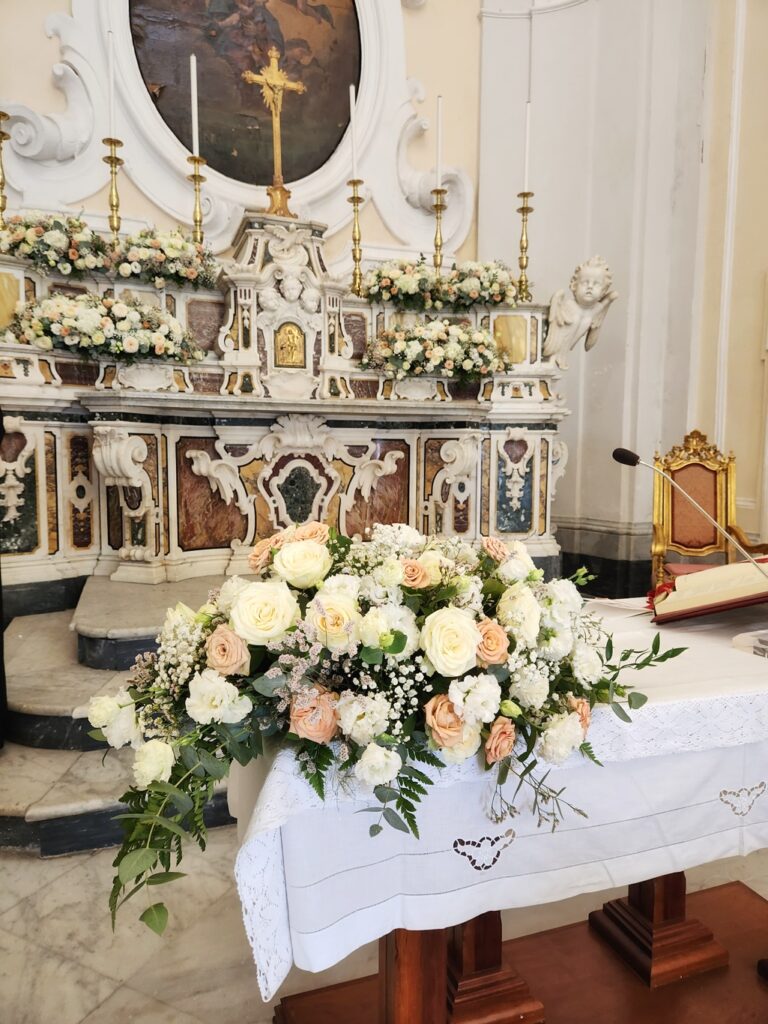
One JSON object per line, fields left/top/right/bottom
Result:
{"left": 436, "top": 94, "right": 443, "bottom": 190}
{"left": 523, "top": 100, "right": 531, "bottom": 193}
{"left": 349, "top": 83, "right": 358, "bottom": 180}
{"left": 108, "top": 31, "right": 115, "bottom": 139}
{"left": 190, "top": 54, "right": 200, "bottom": 156}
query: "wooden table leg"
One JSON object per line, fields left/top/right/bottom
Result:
{"left": 379, "top": 927, "right": 448, "bottom": 1024}
{"left": 447, "top": 911, "right": 545, "bottom": 1023}
{"left": 588, "top": 871, "right": 729, "bottom": 987}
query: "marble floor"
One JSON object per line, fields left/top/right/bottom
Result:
{"left": 1, "top": 825, "right": 768, "bottom": 1024}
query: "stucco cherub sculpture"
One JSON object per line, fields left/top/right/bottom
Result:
{"left": 542, "top": 256, "right": 618, "bottom": 368}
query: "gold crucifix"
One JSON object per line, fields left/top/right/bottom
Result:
{"left": 243, "top": 46, "right": 307, "bottom": 219}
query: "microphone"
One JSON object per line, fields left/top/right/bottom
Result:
{"left": 611, "top": 447, "right": 768, "bottom": 584}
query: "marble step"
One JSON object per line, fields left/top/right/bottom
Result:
{"left": 5, "top": 611, "right": 126, "bottom": 750}
{"left": 0, "top": 741, "right": 233, "bottom": 856}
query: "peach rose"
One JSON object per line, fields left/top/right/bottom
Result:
{"left": 485, "top": 716, "right": 516, "bottom": 764}
{"left": 248, "top": 530, "right": 289, "bottom": 573}
{"left": 568, "top": 695, "right": 592, "bottom": 737}
{"left": 424, "top": 694, "right": 464, "bottom": 748}
{"left": 477, "top": 618, "right": 509, "bottom": 666}
{"left": 294, "top": 521, "right": 330, "bottom": 544}
{"left": 290, "top": 686, "right": 339, "bottom": 743}
{"left": 205, "top": 624, "right": 251, "bottom": 676}
{"left": 482, "top": 536, "right": 510, "bottom": 563}
{"left": 401, "top": 558, "right": 431, "bottom": 589}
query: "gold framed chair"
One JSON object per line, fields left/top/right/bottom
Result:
{"left": 651, "top": 429, "right": 768, "bottom": 588}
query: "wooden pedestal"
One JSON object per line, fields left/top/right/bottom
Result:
{"left": 588, "top": 871, "right": 729, "bottom": 987}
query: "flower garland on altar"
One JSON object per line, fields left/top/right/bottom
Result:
{"left": 5, "top": 292, "right": 202, "bottom": 364}
{"left": 114, "top": 229, "right": 220, "bottom": 290}
{"left": 0, "top": 212, "right": 113, "bottom": 279}
{"left": 362, "top": 319, "right": 509, "bottom": 381}
{"left": 362, "top": 259, "right": 517, "bottom": 312}
{"left": 88, "top": 522, "right": 682, "bottom": 935}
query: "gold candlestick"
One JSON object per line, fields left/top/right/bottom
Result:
{"left": 187, "top": 155, "right": 207, "bottom": 244}
{"left": 102, "top": 137, "right": 124, "bottom": 242}
{"left": 0, "top": 111, "right": 10, "bottom": 232}
{"left": 516, "top": 191, "right": 533, "bottom": 303}
{"left": 347, "top": 178, "right": 364, "bottom": 297}
{"left": 431, "top": 187, "right": 447, "bottom": 275}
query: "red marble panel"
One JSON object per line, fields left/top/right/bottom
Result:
{"left": 342, "top": 313, "right": 368, "bottom": 358}
{"left": 344, "top": 441, "right": 410, "bottom": 538}
{"left": 56, "top": 361, "right": 100, "bottom": 386}
{"left": 350, "top": 379, "right": 378, "bottom": 399}
{"left": 176, "top": 437, "right": 248, "bottom": 551}
{"left": 186, "top": 298, "right": 226, "bottom": 352}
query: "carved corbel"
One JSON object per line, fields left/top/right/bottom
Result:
{"left": 0, "top": 416, "right": 36, "bottom": 524}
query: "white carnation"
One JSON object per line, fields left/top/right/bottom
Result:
{"left": 537, "top": 712, "right": 584, "bottom": 765}
{"left": 373, "top": 558, "right": 404, "bottom": 588}
{"left": 318, "top": 573, "right": 361, "bottom": 599}
{"left": 571, "top": 640, "right": 603, "bottom": 685}
{"left": 132, "top": 739, "right": 175, "bottom": 789}
{"left": 354, "top": 743, "right": 403, "bottom": 787}
{"left": 87, "top": 687, "right": 143, "bottom": 750}
{"left": 185, "top": 668, "right": 252, "bottom": 725}
{"left": 448, "top": 673, "right": 502, "bottom": 726}
{"left": 337, "top": 692, "right": 391, "bottom": 745}
{"left": 543, "top": 579, "right": 582, "bottom": 628}
{"left": 508, "top": 662, "right": 550, "bottom": 710}
{"left": 539, "top": 627, "right": 574, "bottom": 661}
{"left": 497, "top": 557, "right": 533, "bottom": 585}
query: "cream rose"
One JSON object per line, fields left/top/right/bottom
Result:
{"left": 496, "top": 584, "right": 541, "bottom": 648}
{"left": 205, "top": 624, "right": 251, "bottom": 676}
{"left": 424, "top": 693, "right": 464, "bottom": 747}
{"left": 354, "top": 743, "right": 403, "bottom": 787}
{"left": 132, "top": 739, "right": 175, "bottom": 789}
{"left": 272, "top": 539, "right": 333, "bottom": 590}
{"left": 248, "top": 531, "right": 288, "bottom": 573}
{"left": 416, "top": 550, "right": 448, "bottom": 586}
{"left": 293, "top": 521, "right": 330, "bottom": 544}
{"left": 230, "top": 580, "right": 300, "bottom": 645}
{"left": 481, "top": 536, "right": 510, "bottom": 563}
{"left": 440, "top": 723, "right": 482, "bottom": 765}
{"left": 306, "top": 591, "right": 361, "bottom": 651}
{"left": 185, "top": 668, "right": 252, "bottom": 725}
{"left": 400, "top": 558, "right": 430, "bottom": 589}
{"left": 485, "top": 716, "right": 516, "bottom": 764}
{"left": 568, "top": 695, "right": 592, "bottom": 736}
{"left": 290, "top": 686, "right": 339, "bottom": 743}
{"left": 421, "top": 607, "right": 481, "bottom": 678}
{"left": 477, "top": 618, "right": 509, "bottom": 665}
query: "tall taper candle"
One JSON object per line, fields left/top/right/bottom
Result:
{"left": 436, "top": 94, "right": 443, "bottom": 190}
{"left": 523, "top": 101, "right": 531, "bottom": 193}
{"left": 190, "top": 54, "right": 200, "bottom": 157}
{"left": 108, "top": 31, "right": 115, "bottom": 139}
{"left": 349, "top": 84, "right": 358, "bottom": 181}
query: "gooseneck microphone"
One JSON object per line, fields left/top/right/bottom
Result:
{"left": 611, "top": 447, "right": 768, "bottom": 584}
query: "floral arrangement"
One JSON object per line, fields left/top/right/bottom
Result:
{"left": 362, "top": 259, "right": 517, "bottom": 312}
{"left": 0, "top": 212, "right": 112, "bottom": 279}
{"left": 114, "top": 229, "right": 220, "bottom": 290}
{"left": 88, "top": 522, "right": 681, "bottom": 935}
{"left": 361, "top": 319, "right": 509, "bottom": 381}
{"left": 4, "top": 292, "right": 202, "bottom": 364}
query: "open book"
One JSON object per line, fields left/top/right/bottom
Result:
{"left": 653, "top": 558, "right": 768, "bottom": 624}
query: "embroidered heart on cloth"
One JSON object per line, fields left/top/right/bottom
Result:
{"left": 453, "top": 828, "right": 516, "bottom": 871}
{"left": 719, "top": 782, "right": 766, "bottom": 817}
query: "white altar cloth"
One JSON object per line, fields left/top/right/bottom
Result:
{"left": 234, "top": 600, "right": 768, "bottom": 1000}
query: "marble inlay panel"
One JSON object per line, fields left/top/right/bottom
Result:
{"left": 176, "top": 438, "right": 248, "bottom": 551}
{"left": 344, "top": 441, "right": 409, "bottom": 538}
{"left": 45, "top": 431, "right": 59, "bottom": 554}
{"left": 186, "top": 298, "right": 227, "bottom": 352}
{"left": 342, "top": 312, "right": 368, "bottom": 358}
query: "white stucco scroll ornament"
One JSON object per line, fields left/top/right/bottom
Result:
{"left": 0, "top": 0, "right": 472, "bottom": 259}
{"left": 542, "top": 256, "right": 618, "bottom": 369}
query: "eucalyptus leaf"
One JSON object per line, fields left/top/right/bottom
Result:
{"left": 118, "top": 847, "right": 158, "bottom": 885}
{"left": 369, "top": 823, "right": 384, "bottom": 837}
{"left": 139, "top": 902, "right": 169, "bottom": 936}
{"left": 251, "top": 672, "right": 286, "bottom": 698}
{"left": 198, "top": 749, "right": 229, "bottom": 780}
{"left": 360, "top": 646, "right": 384, "bottom": 666}
{"left": 383, "top": 807, "right": 410, "bottom": 833}
{"left": 627, "top": 691, "right": 648, "bottom": 710}
{"left": 147, "top": 871, "right": 187, "bottom": 885}
{"left": 373, "top": 785, "right": 399, "bottom": 803}
{"left": 611, "top": 702, "right": 632, "bottom": 723}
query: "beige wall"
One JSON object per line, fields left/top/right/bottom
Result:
{"left": 0, "top": 0, "right": 480, "bottom": 261}
{"left": 696, "top": 0, "right": 768, "bottom": 535}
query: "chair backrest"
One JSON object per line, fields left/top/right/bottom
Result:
{"left": 651, "top": 430, "right": 736, "bottom": 587}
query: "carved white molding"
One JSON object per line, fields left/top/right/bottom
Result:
{"left": 0, "top": 416, "right": 36, "bottom": 524}
{"left": 92, "top": 427, "right": 148, "bottom": 488}
{"left": 2, "top": 0, "right": 473, "bottom": 256}
{"left": 550, "top": 440, "right": 569, "bottom": 499}
{"left": 427, "top": 435, "right": 481, "bottom": 536}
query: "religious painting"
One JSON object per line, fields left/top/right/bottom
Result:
{"left": 130, "top": 0, "right": 362, "bottom": 186}
{"left": 274, "top": 321, "right": 306, "bottom": 367}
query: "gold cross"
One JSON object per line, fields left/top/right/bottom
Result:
{"left": 243, "top": 47, "right": 307, "bottom": 219}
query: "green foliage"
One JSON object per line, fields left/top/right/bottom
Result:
{"left": 139, "top": 902, "right": 169, "bottom": 936}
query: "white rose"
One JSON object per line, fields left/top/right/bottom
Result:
{"left": 217, "top": 575, "right": 252, "bottom": 614}
{"left": 306, "top": 591, "right": 361, "bottom": 651}
{"left": 448, "top": 672, "right": 502, "bottom": 726}
{"left": 185, "top": 668, "right": 252, "bottom": 725}
{"left": 571, "top": 640, "right": 603, "bottom": 685}
{"left": 537, "top": 711, "right": 584, "bottom": 765}
{"left": 319, "top": 573, "right": 361, "bottom": 600}
{"left": 440, "top": 723, "right": 482, "bottom": 765}
{"left": 272, "top": 539, "right": 333, "bottom": 590}
{"left": 42, "top": 229, "right": 67, "bottom": 248}
{"left": 508, "top": 659, "right": 550, "bottom": 710}
{"left": 497, "top": 584, "right": 541, "bottom": 648}
{"left": 354, "top": 744, "right": 403, "bottom": 787}
{"left": 421, "top": 607, "right": 481, "bottom": 678}
{"left": 88, "top": 687, "right": 143, "bottom": 749}
{"left": 336, "top": 692, "right": 391, "bottom": 745}
{"left": 133, "top": 739, "right": 175, "bottom": 789}
{"left": 122, "top": 335, "right": 139, "bottom": 354}
{"left": 118, "top": 262, "right": 133, "bottom": 277}
{"left": 230, "top": 580, "right": 300, "bottom": 645}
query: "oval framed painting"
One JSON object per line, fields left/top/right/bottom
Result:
{"left": 129, "top": 0, "right": 362, "bottom": 186}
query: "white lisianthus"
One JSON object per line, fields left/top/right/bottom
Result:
{"left": 543, "top": 579, "right": 582, "bottom": 627}
{"left": 185, "top": 668, "right": 252, "bottom": 724}
{"left": 306, "top": 591, "right": 361, "bottom": 651}
{"left": 216, "top": 575, "right": 251, "bottom": 613}
{"left": 421, "top": 607, "right": 481, "bottom": 678}
{"left": 497, "top": 557, "right": 533, "bottom": 586}
{"left": 272, "top": 539, "right": 333, "bottom": 590}
{"left": 132, "top": 739, "right": 175, "bottom": 789}
{"left": 537, "top": 711, "right": 584, "bottom": 765}
{"left": 539, "top": 627, "right": 574, "bottom": 661}
{"left": 448, "top": 673, "right": 502, "bottom": 726}
{"left": 571, "top": 640, "right": 603, "bottom": 685}
{"left": 496, "top": 584, "right": 541, "bottom": 648}
{"left": 508, "top": 661, "right": 550, "bottom": 710}
{"left": 508, "top": 541, "right": 536, "bottom": 572}
{"left": 373, "top": 557, "right": 404, "bottom": 589}
{"left": 440, "top": 723, "right": 482, "bottom": 765}
{"left": 87, "top": 687, "right": 143, "bottom": 750}
{"left": 319, "top": 573, "right": 361, "bottom": 600}
{"left": 336, "top": 692, "right": 391, "bottom": 745}
{"left": 354, "top": 743, "right": 403, "bottom": 787}
{"left": 360, "top": 604, "right": 419, "bottom": 659}
{"left": 230, "top": 580, "right": 301, "bottom": 645}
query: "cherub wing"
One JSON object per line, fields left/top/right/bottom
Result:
{"left": 583, "top": 291, "right": 618, "bottom": 351}
{"left": 542, "top": 290, "right": 579, "bottom": 358}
